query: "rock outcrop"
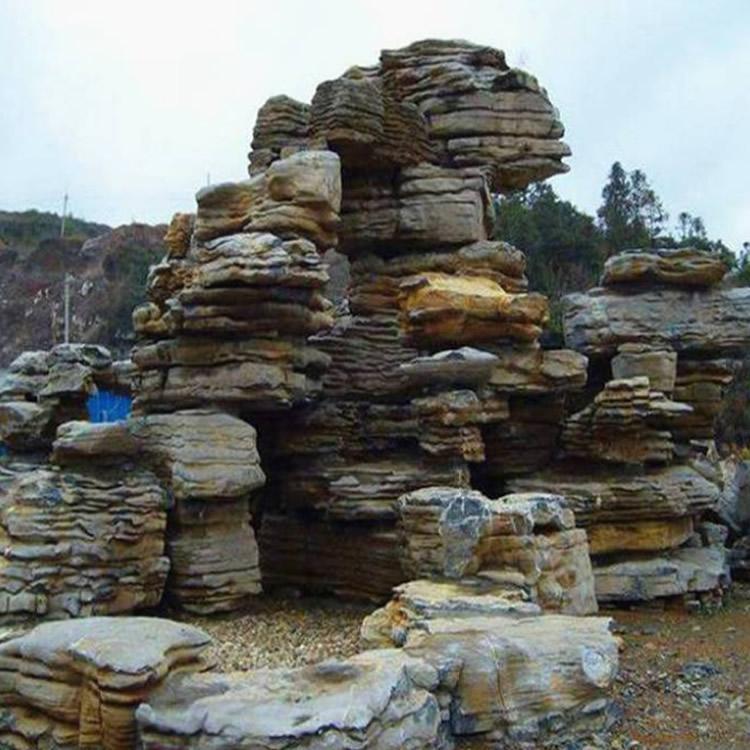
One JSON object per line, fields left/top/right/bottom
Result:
{"left": 0, "top": 344, "right": 126, "bottom": 451}
{"left": 395, "top": 486, "right": 597, "bottom": 615}
{"left": 129, "top": 410, "right": 266, "bottom": 613}
{"left": 356, "top": 485, "right": 617, "bottom": 747}
{"left": 137, "top": 650, "right": 448, "bottom": 750}
{"left": 510, "top": 248, "right": 750, "bottom": 603}
{"left": 0, "top": 412, "right": 170, "bottom": 621}
{"left": 241, "top": 41, "right": 585, "bottom": 599}
{"left": 0, "top": 617, "right": 211, "bottom": 750}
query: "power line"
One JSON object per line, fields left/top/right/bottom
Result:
{"left": 60, "top": 193, "right": 69, "bottom": 238}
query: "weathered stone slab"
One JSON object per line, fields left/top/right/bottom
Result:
{"left": 563, "top": 286, "right": 750, "bottom": 357}
{"left": 194, "top": 150, "right": 341, "bottom": 248}
{"left": 0, "top": 617, "right": 210, "bottom": 750}
{"left": 137, "top": 650, "right": 447, "bottom": 750}
{"left": 601, "top": 247, "right": 727, "bottom": 288}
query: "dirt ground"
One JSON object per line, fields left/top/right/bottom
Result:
{"left": 607, "top": 582, "right": 750, "bottom": 749}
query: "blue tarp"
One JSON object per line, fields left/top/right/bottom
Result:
{"left": 86, "top": 391, "right": 132, "bottom": 423}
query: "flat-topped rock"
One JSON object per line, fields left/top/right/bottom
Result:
{"left": 601, "top": 247, "right": 728, "bottom": 288}
{"left": 52, "top": 420, "right": 140, "bottom": 464}
{"left": 594, "top": 545, "right": 729, "bottom": 602}
{"left": 509, "top": 463, "right": 721, "bottom": 525}
{"left": 137, "top": 650, "right": 446, "bottom": 750}
{"left": 361, "top": 577, "right": 541, "bottom": 648}
{"left": 129, "top": 409, "right": 265, "bottom": 500}
{"left": 400, "top": 347, "right": 499, "bottom": 387}
{"left": 563, "top": 285, "right": 750, "bottom": 357}
{"left": 0, "top": 617, "right": 211, "bottom": 750}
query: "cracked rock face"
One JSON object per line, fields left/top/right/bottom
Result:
{"left": 404, "top": 614, "right": 618, "bottom": 743}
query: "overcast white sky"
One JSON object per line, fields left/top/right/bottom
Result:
{"left": 0, "top": 0, "right": 748, "bottom": 248}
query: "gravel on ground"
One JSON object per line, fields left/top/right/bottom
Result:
{"left": 177, "top": 594, "right": 371, "bottom": 671}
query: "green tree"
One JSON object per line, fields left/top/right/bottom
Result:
{"left": 597, "top": 162, "right": 667, "bottom": 252}
{"left": 494, "top": 183, "right": 607, "bottom": 338}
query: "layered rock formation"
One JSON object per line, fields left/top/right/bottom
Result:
{"left": 512, "top": 248, "right": 749, "bottom": 603}
{"left": 357, "top": 486, "right": 617, "bottom": 746}
{"left": 247, "top": 40, "right": 586, "bottom": 598}
{"left": 129, "top": 410, "right": 266, "bottom": 613}
{"left": 137, "top": 615, "right": 618, "bottom": 750}
{"left": 0, "top": 617, "right": 211, "bottom": 750}
{"left": 126, "top": 150, "right": 344, "bottom": 612}
{"left": 0, "top": 344, "right": 128, "bottom": 451}
{"left": 0, "top": 352, "right": 172, "bottom": 622}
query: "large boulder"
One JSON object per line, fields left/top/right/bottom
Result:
{"left": 404, "top": 614, "right": 619, "bottom": 744}
{"left": 136, "top": 650, "right": 448, "bottom": 750}
{"left": 0, "top": 465, "right": 169, "bottom": 620}
{"left": 0, "top": 617, "right": 210, "bottom": 750}
{"left": 397, "top": 487, "right": 597, "bottom": 615}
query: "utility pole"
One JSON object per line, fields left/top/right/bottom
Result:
{"left": 60, "top": 193, "right": 69, "bottom": 238}
{"left": 63, "top": 273, "right": 74, "bottom": 344}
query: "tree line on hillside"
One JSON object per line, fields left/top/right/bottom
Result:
{"left": 494, "top": 161, "right": 749, "bottom": 333}
{"left": 0, "top": 209, "right": 110, "bottom": 258}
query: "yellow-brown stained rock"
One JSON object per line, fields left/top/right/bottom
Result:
{"left": 400, "top": 272, "right": 548, "bottom": 346}
{"left": 587, "top": 517, "right": 694, "bottom": 555}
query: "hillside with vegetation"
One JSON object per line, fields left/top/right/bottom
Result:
{"left": 0, "top": 210, "right": 166, "bottom": 366}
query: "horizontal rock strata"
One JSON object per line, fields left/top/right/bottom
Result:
{"left": 0, "top": 461, "right": 169, "bottom": 620}
{"left": 0, "top": 617, "right": 211, "bottom": 750}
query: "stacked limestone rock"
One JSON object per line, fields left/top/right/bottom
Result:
{"left": 128, "top": 151, "right": 342, "bottom": 612}
{"left": 0, "top": 344, "right": 130, "bottom": 452}
{"left": 128, "top": 410, "right": 265, "bottom": 613}
{"left": 252, "top": 39, "right": 588, "bottom": 599}
{"left": 512, "top": 248, "right": 750, "bottom": 603}
{"left": 720, "top": 455, "right": 750, "bottom": 580}
{"left": 0, "top": 618, "right": 211, "bottom": 750}
{"left": 0, "top": 346, "right": 172, "bottom": 621}
{"left": 361, "top": 487, "right": 598, "bottom": 644}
